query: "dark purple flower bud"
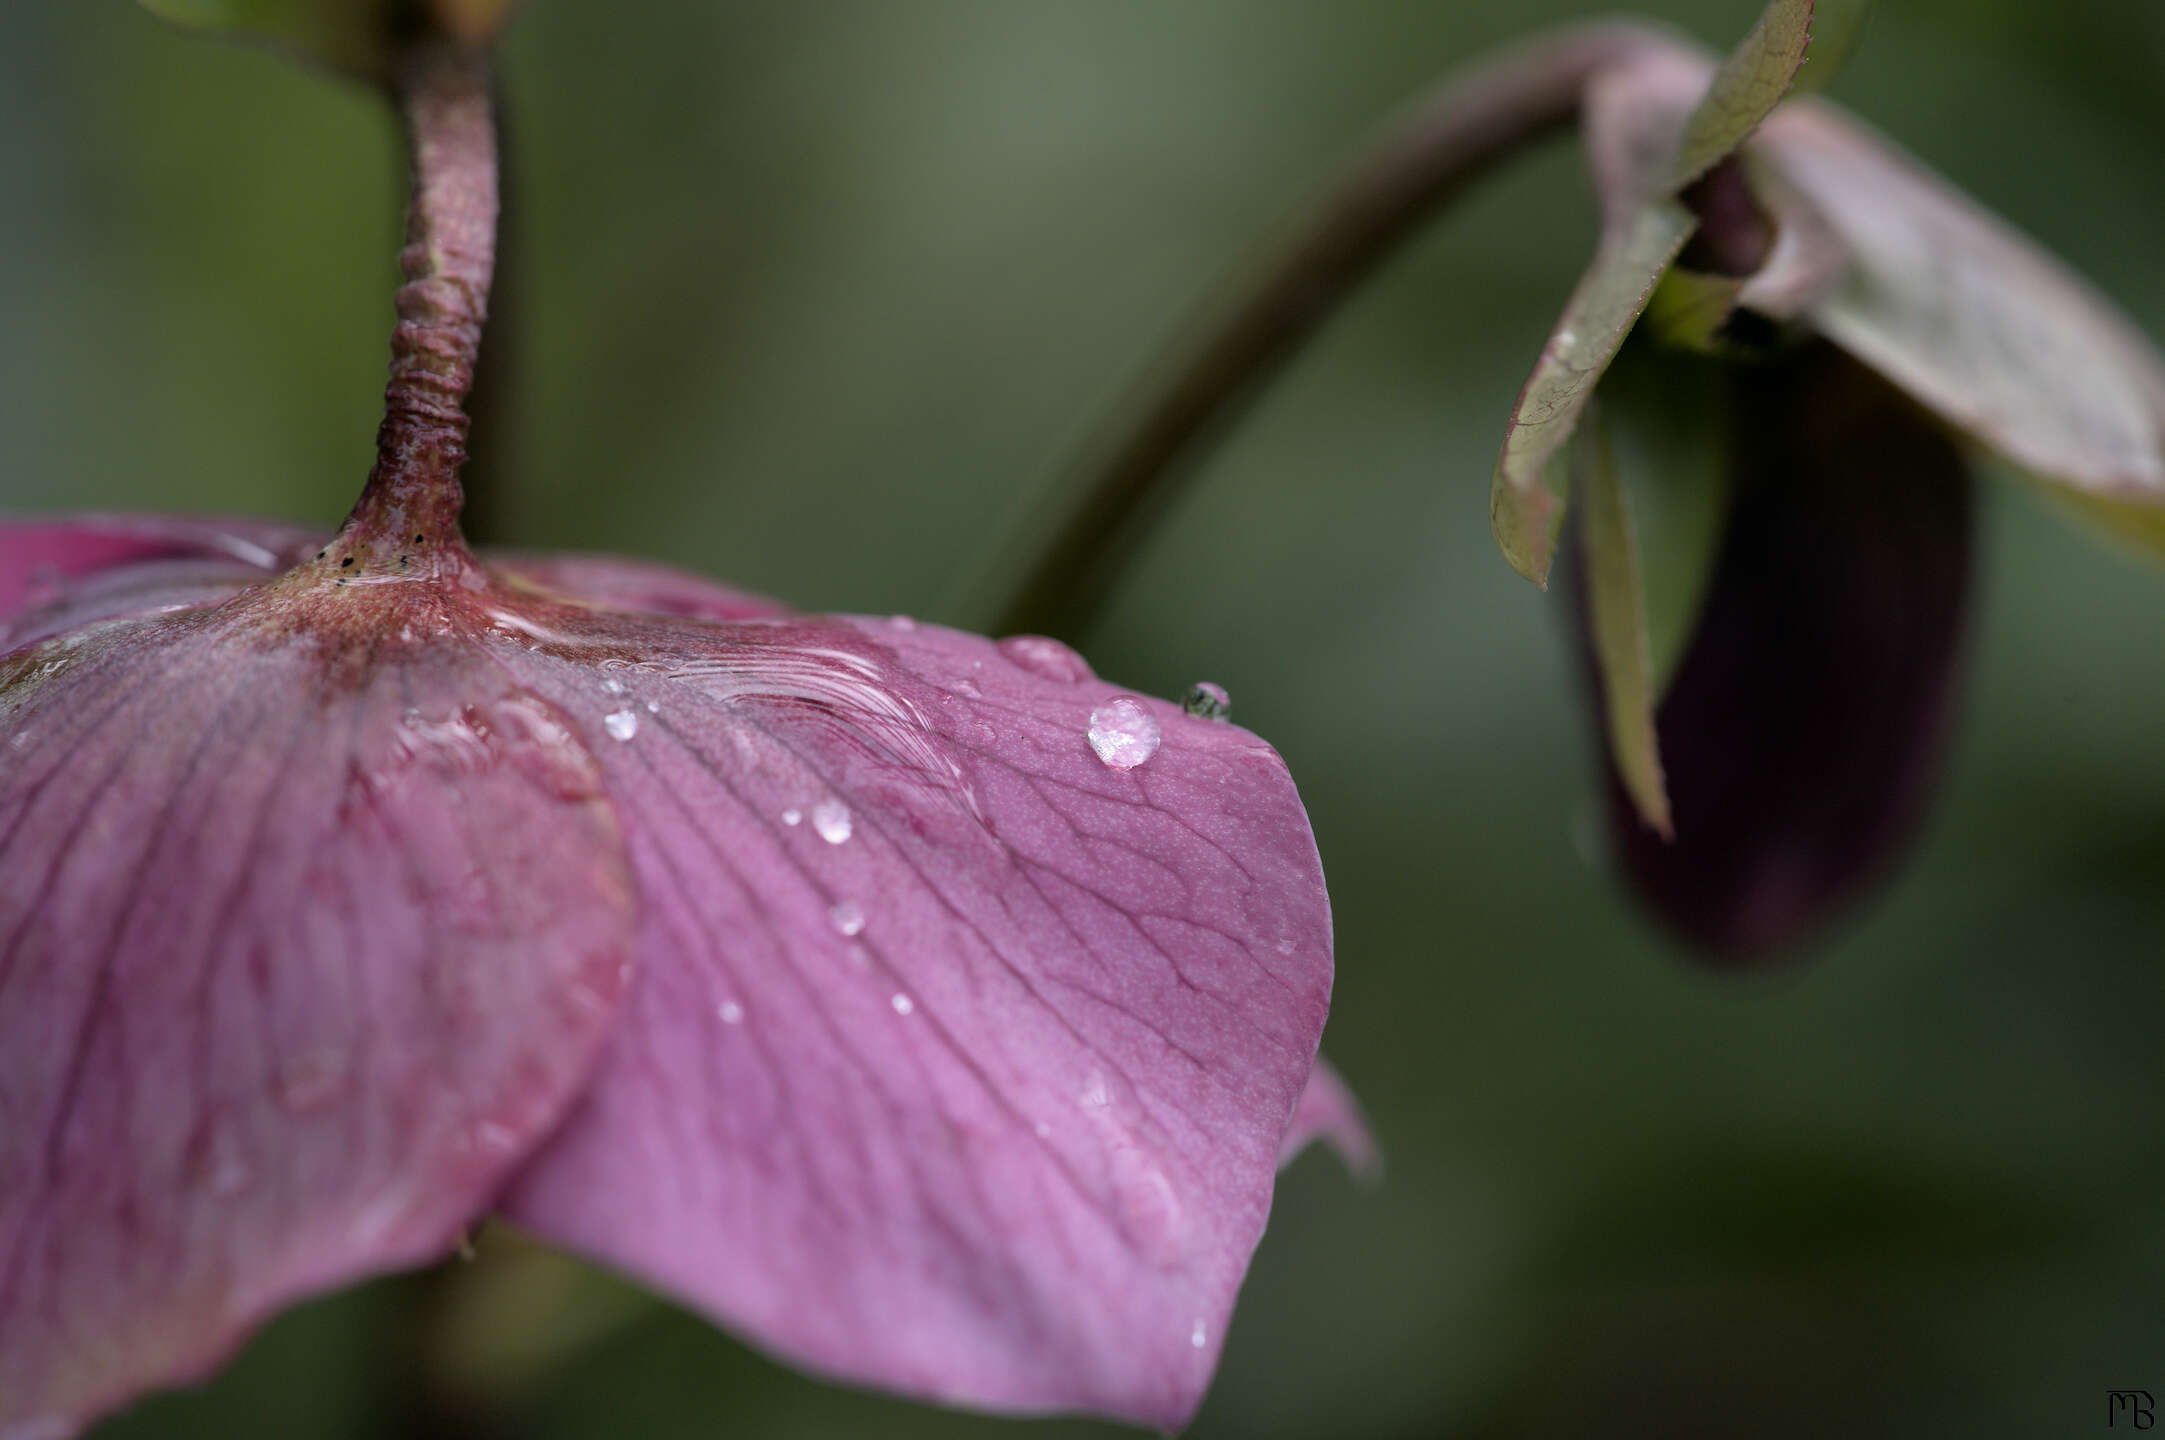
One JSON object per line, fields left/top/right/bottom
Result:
{"left": 1570, "top": 344, "right": 1972, "bottom": 961}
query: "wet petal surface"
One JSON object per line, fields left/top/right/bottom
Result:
{"left": 0, "top": 538, "right": 637, "bottom": 1435}
{"left": 485, "top": 577, "right": 1336, "bottom": 1428}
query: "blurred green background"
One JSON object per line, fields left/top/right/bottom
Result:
{"left": 8, "top": 1, "right": 2165, "bottom": 1435}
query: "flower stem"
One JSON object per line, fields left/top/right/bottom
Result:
{"left": 336, "top": 42, "right": 498, "bottom": 561}
{"left": 984, "top": 19, "right": 1668, "bottom": 639}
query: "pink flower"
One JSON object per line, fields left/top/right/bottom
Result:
{"left": 0, "top": 511, "right": 1367, "bottom": 1437}
{"left": 0, "top": 20, "right": 1367, "bottom": 1435}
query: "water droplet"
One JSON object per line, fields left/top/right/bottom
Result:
{"left": 718, "top": 1000, "right": 745, "bottom": 1025}
{"left": 829, "top": 900, "right": 866, "bottom": 936}
{"left": 1555, "top": 326, "right": 1578, "bottom": 354}
{"left": 644, "top": 699, "right": 660, "bottom": 714}
{"left": 274, "top": 1047, "right": 350, "bottom": 1114}
{"left": 602, "top": 678, "right": 627, "bottom": 695}
{"left": 1087, "top": 697, "right": 1160, "bottom": 770}
{"left": 891, "top": 992, "right": 914, "bottom": 1016}
{"left": 603, "top": 709, "right": 640, "bottom": 742}
{"left": 1034, "top": 1121, "right": 1053, "bottom": 1139}
{"left": 1191, "top": 1319, "right": 1209, "bottom": 1349}
{"left": 1181, "top": 681, "right": 1230, "bottom": 721}
{"left": 812, "top": 799, "right": 853, "bottom": 844}
{"left": 889, "top": 615, "right": 917, "bottom": 631}
{"left": 998, "top": 635, "right": 1093, "bottom": 684}
{"left": 781, "top": 807, "right": 803, "bottom": 827}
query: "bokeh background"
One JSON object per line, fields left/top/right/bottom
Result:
{"left": 7, "top": 1, "right": 2165, "bottom": 1435}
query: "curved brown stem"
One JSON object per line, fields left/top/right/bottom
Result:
{"left": 984, "top": 19, "right": 1669, "bottom": 639}
{"left": 336, "top": 43, "right": 498, "bottom": 562}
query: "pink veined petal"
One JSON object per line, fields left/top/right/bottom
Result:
{"left": 488, "top": 586, "right": 1335, "bottom": 1429}
{"left": 0, "top": 565, "right": 637, "bottom": 1436}
{"left": 0, "top": 515, "right": 317, "bottom": 620}
{"left": 1277, "top": 1056, "right": 1378, "bottom": 1179}
{"left": 487, "top": 550, "right": 791, "bottom": 622}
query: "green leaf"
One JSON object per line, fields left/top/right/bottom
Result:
{"left": 1670, "top": 0, "right": 1817, "bottom": 189}
{"left": 1599, "top": 347, "right": 1734, "bottom": 694}
{"left": 138, "top": 0, "right": 515, "bottom": 77}
{"left": 1791, "top": 0, "right": 1871, "bottom": 97}
{"left": 1575, "top": 406, "right": 1672, "bottom": 838}
{"left": 1757, "top": 101, "right": 2165, "bottom": 559}
{"left": 1490, "top": 200, "right": 1696, "bottom": 587}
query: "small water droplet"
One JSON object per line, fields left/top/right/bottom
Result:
{"left": 1275, "top": 937, "right": 1296, "bottom": 956}
{"left": 602, "top": 678, "right": 627, "bottom": 695}
{"left": 998, "top": 635, "right": 1093, "bottom": 684}
{"left": 1034, "top": 1121, "right": 1053, "bottom": 1139}
{"left": 782, "top": 807, "right": 803, "bottom": 827}
{"left": 1555, "top": 326, "right": 1578, "bottom": 354}
{"left": 891, "top": 992, "right": 914, "bottom": 1015}
{"left": 644, "top": 699, "right": 660, "bottom": 714}
{"left": 812, "top": 799, "right": 853, "bottom": 844}
{"left": 829, "top": 900, "right": 866, "bottom": 936}
{"left": 718, "top": 1000, "right": 745, "bottom": 1025}
{"left": 603, "top": 709, "right": 639, "bottom": 742}
{"left": 1191, "top": 1318, "right": 1208, "bottom": 1349}
{"left": 1087, "top": 697, "right": 1160, "bottom": 770}
{"left": 1181, "top": 681, "right": 1231, "bottom": 721}
{"left": 889, "top": 614, "right": 917, "bottom": 631}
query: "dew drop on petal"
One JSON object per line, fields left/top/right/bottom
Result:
{"left": 718, "top": 1000, "right": 745, "bottom": 1025}
{"left": 602, "top": 678, "right": 627, "bottom": 695}
{"left": 1181, "top": 681, "right": 1230, "bottom": 721}
{"left": 891, "top": 992, "right": 914, "bottom": 1016}
{"left": 644, "top": 699, "right": 660, "bottom": 714}
{"left": 781, "top": 807, "right": 803, "bottom": 827}
{"left": 1087, "top": 697, "right": 1160, "bottom": 770}
{"left": 829, "top": 899, "right": 866, "bottom": 936}
{"left": 889, "top": 615, "right": 917, "bottom": 631}
{"left": 998, "top": 634, "right": 1093, "bottom": 684}
{"left": 1191, "top": 1319, "right": 1209, "bottom": 1350}
{"left": 603, "top": 709, "right": 639, "bottom": 742}
{"left": 1034, "top": 1121, "right": 1053, "bottom": 1139}
{"left": 812, "top": 798, "right": 853, "bottom": 844}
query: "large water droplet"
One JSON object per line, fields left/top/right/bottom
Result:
{"left": 603, "top": 709, "right": 640, "bottom": 742}
{"left": 1181, "top": 681, "right": 1230, "bottom": 721}
{"left": 829, "top": 899, "right": 867, "bottom": 936}
{"left": 1088, "top": 697, "right": 1160, "bottom": 770}
{"left": 999, "top": 635, "right": 1093, "bottom": 684}
{"left": 812, "top": 799, "right": 853, "bottom": 844}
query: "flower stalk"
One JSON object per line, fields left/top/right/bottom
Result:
{"left": 987, "top": 19, "right": 1669, "bottom": 638}
{"left": 339, "top": 41, "right": 498, "bottom": 564}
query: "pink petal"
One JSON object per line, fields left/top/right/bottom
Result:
{"left": 1278, "top": 1056, "right": 1378, "bottom": 1179}
{"left": 0, "top": 562, "right": 637, "bottom": 1435}
{"left": 0, "top": 515, "right": 317, "bottom": 624}
{"left": 487, "top": 550, "right": 790, "bottom": 622}
{"left": 491, "top": 594, "right": 1335, "bottom": 1428}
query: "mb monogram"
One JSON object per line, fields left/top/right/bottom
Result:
{"left": 2111, "top": 1391, "right": 2155, "bottom": 1429}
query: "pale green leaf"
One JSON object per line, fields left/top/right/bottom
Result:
{"left": 1670, "top": 0, "right": 1816, "bottom": 189}
{"left": 1599, "top": 346, "right": 1734, "bottom": 693}
{"left": 1758, "top": 101, "right": 2165, "bottom": 558}
{"left": 1791, "top": 0, "right": 1870, "bottom": 97}
{"left": 1575, "top": 407, "right": 1672, "bottom": 838}
{"left": 1490, "top": 200, "right": 1696, "bottom": 586}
